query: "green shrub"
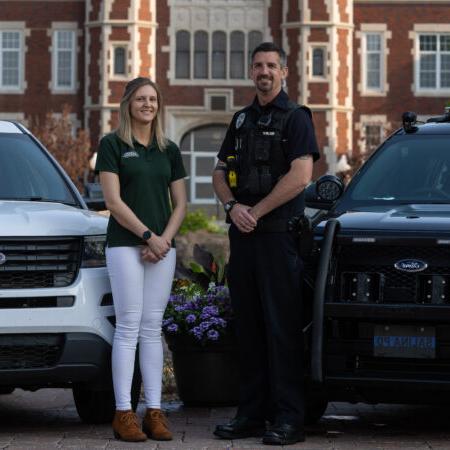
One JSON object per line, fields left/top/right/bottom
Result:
{"left": 179, "top": 210, "right": 223, "bottom": 235}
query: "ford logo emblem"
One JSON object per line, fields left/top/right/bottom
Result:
{"left": 394, "top": 259, "right": 428, "bottom": 273}
{"left": 0, "top": 253, "right": 6, "bottom": 265}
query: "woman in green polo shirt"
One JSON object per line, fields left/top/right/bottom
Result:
{"left": 96, "top": 77, "right": 186, "bottom": 442}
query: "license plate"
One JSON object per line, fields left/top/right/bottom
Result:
{"left": 373, "top": 325, "right": 436, "bottom": 359}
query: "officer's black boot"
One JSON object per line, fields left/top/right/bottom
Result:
{"left": 262, "top": 422, "right": 305, "bottom": 445}
{"left": 214, "top": 416, "right": 266, "bottom": 439}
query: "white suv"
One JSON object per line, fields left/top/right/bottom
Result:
{"left": 0, "top": 121, "right": 140, "bottom": 423}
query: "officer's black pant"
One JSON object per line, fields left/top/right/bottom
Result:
{"left": 228, "top": 225, "right": 304, "bottom": 427}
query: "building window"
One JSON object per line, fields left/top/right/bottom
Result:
{"left": 230, "top": 31, "right": 245, "bottom": 79}
{"left": 210, "top": 95, "right": 227, "bottom": 111}
{"left": 176, "top": 30, "right": 190, "bottom": 79}
{"left": 180, "top": 124, "right": 227, "bottom": 204}
{"left": 364, "top": 124, "right": 383, "bottom": 154}
{"left": 312, "top": 47, "right": 325, "bottom": 77}
{"left": 248, "top": 30, "right": 263, "bottom": 65}
{"left": 53, "top": 30, "right": 76, "bottom": 90}
{"left": 113, "top": 46, "right": 127, "bottom": 75}
{"left": 0, "top": 30, "right": 21, "bottom": 89}
{"left": 212, "top": 31, "right": 226, "bottom": 79}
{"left": 363, "top": 33, "right": 382, "bottom": 91}
{"left": 175, "top": 30, "right": 263, "bottom": 81}
{"left": 194, "top": 31, "right": 208, "bottom": 79}
{"left": 418, "top": 34, "right": 450, "bottom": 89}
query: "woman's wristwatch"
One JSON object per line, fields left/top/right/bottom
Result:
{"left": 142, "top": 230, "right": 152, "bottom": 241}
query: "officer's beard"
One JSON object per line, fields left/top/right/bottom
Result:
{"left": 256, "top": 76, "right": 273, "bottom": 92}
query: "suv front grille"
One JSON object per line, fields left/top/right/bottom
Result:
{"left": 0, "top": 334, "right": 64, "bottom": 369}
{"left": 0, "top": 238, "right": 81, "bottom": 288}
{"left": 334, "top": 244, "right": 450, "bottom": 304}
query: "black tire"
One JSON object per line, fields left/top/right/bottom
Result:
{"left": 73, "top": 364, "right": 142, "bottom": 424}
{"left": 305, "top": 392, "right": 328, "bottom": 425}
{"left": 0, "top": 387, "right": 14, "bottom": 395}
{"left": 73, "top": 385, "right": 116, "bottom": 424}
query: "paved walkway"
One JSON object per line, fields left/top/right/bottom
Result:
{"left": 1, "top": 389, "right": 450, "bottom": 449}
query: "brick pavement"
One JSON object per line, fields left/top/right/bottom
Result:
{"left": 1, "top": 389, "right": 450, "bottom": 449}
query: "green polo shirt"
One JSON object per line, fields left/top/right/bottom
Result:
{"left": 95, "top": 132, "right": 186, "bottom": 247}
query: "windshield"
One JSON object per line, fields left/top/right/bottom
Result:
{"left": 343, "top": 134, "right": 450, "bottom": 207}
{"left": 0, "top": 133, "right": 78, "bottom": 205}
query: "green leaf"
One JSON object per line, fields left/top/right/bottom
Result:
{"left": 189, "top": 261, "right": 207, "bottom": 274}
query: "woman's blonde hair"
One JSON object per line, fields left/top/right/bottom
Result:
{"left": 116, "top": 77, "right": 168, "bottom": 150}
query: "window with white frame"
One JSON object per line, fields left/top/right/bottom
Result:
{"left": 194, "top": 31, "right": 208, "bottom": 79}
{"left": 312, "top": 47, "right": 326, "bottom": 77}
{"left": 418, "top": 34, "right": 450, "bottom": 90}
{"left": 248, "top": 31, "right": 263, "bottom": 65}
{"left": 364, "top": 124, "right": 383, "bottom": 154}
{"left": 212, "top": 31, "right": 227, "bottom": 79}
{"left": 363, "top": 32, "right": 383, "bottom": 91}
{"left": 180, "top": 124, "right": 227, "bottom": 204}
{"left": 113, "top": 46, "right": 127, "bottom": 76}
{"left": 176, "top": 30, "right": 190, "bottom": 79}
{"left": 53, "top": 30, "right": 76, "bottom": 90}
{"left": 230, "top": 31, "right": 245, "bottom": 79}
{"left": 0, "top": 30, "right": 22, "bottom": 89}
{"left": 175, "top": 30, "right": 263, "bottom": 81}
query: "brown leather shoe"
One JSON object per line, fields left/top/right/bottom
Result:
{"left": 143, "top": 408, "right": 173, "bottom": 441}
{"left": 112, "top": 410, "right": 147, "bottom": 442}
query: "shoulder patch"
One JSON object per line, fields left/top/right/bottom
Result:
{"left": 236, "top": 112, "right": 246, "bottom": 129}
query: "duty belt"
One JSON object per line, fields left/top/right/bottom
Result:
{"left": 254, "top": 216, "right": 304, "bottom": 233}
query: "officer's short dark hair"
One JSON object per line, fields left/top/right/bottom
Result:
{"left": 251, "top": 42, "right": 287, "bottom": 68}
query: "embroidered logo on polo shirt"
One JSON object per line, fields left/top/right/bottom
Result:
{"left": 122, "top": 151, "right": 140, "bottom": 158}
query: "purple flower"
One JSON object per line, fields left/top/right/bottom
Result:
{"left": 209, "top": 317, "right": 227, "bottom": 328}
{"left": 190, "top": 326, "right": 203, "bottom": 340}
{"left": 199, "top": 321, "right": 211, "bottom": 331}
{"left": 175, "top": 304, "right": 188, "bottom": 312}
{"left": 186, "top": 314, "right": 196, "bottom": 324}
{"left": 168, "top": 294, "right": 183, "bottom": 303}
{"left": 207, "top": 329, "right": 220, "bottom": 340}
{"left": 166, "top": 323, "right": 178, "bottom": 333}
{"left": 162, "top": 317, "right": 173, "bottom": 327}
{"left": 164, "top": 281, "right": 233, "bottom": 344}
{"left": 202, "top": 305, "right": 219, "bottom": 316}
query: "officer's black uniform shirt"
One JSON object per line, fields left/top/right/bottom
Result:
{"left": 218, "top": 89, "right": 320, "bottom": 220}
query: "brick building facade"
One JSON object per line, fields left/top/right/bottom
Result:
{"left": 1, "top": 0, "right": 449, "bottom": 205}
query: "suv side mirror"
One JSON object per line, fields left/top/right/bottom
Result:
{"left": 305, "top": 175, "right": 344, "bottom": 210}
{"left": 83, "top": 182, "right": 106, "bottom": 211}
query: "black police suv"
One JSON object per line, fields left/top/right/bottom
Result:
{"left": 304, "top": 109, "right": 450, "bottom": 421}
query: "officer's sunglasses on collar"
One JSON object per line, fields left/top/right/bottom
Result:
{"left": 257, "top": 112, "right": 272, "bottom": 127}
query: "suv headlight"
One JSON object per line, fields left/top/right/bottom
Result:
{"left": 81, "top": 235, "right": 106, "bottom": 268}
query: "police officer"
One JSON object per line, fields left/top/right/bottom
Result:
{"left": 212, "top": 42, "right": 320, "bottom": 446}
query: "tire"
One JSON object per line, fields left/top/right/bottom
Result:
{"left": 73, "top": 385, "right": 116, "bottom": 424}
{"left": 305, "top": 391, "right": 328, "bottom": 425}
{"left": 73, "top": 364, "right": 142, "bottom": 424}
{"left": 0, "top": 387, "right": 14, "bottom": 395}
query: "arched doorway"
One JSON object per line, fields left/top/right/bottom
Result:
{"left": 180, "top": 124, "right": 227, "bottom": 204}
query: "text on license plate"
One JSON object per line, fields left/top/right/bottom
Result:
{"left": 373, "top": 325, "right": 436, "bottom": 359}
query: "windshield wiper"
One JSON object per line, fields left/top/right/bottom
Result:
{"left": 1, "top": 196, "right": 42, "bottom": 201}
{"left": 1, "top": 196, "right": 77, "bottom": 206}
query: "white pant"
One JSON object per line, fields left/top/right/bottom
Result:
{"left": 105, "top": 246, "right": 176, "bottom": 410}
